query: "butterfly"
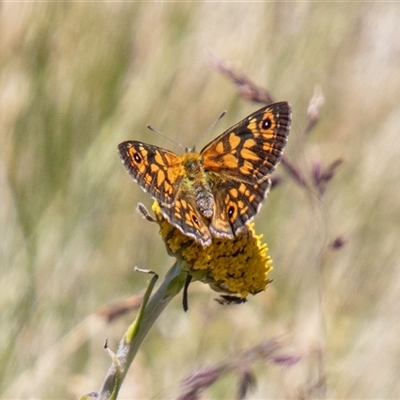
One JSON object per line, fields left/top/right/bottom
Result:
{"left": 118, "top": 102, "right": 291, "bottom": 247}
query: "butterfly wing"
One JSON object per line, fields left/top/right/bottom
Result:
{"left": 209, "top": 177, "right": 271, "bottom": 238}
{"left": 159, "top": 189, "right": 212, "bottom": 247}
{"left": 118, "top": 141, "right": 184, "bottom": 205}
{"left": 118, "top": 140, "right": 212, "bottom": 246}
{"left": 201, "top": 102, "right": 291, "bottom": 183}
{"left": 201, "top": 102, "right": 291, "bottom": 237}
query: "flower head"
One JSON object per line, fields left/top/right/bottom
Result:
{"left": 152, "top": 202, "right": 273, "bottom": 298}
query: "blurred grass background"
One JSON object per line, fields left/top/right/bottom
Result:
{"left": 1, "top": 3, "right": 399, "bottom": 399}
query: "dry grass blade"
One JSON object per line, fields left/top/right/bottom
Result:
{"left": 304, "top": 88, "right": 325, "bottom": 135}
{"left": 280, "top": 155, "right": 308, "bottom": 188}
{"left": 178, "top": 365, "right": 224, "bottom": 400}
{"left": 329, "top": 236, "right": 347, "bottom": 250}
{"left": 312, "top": 157, "right": 344, "bottom": 195}
{"left": 209, "top": 54, "right": 275, "bottom": 104}
{"left": 178, "top": 339, "right": 291, "bottom": 400}
{"left": 237, "top": 370, "right": 256, "bottom": 400}
{"left": 97, "top": 295, "right": 143, "bottom": 323}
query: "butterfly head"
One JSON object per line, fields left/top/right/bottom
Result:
{"left": 178, "top": 151, "right": 203, "bottom": 180}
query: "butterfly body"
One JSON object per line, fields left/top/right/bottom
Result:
{"left": 177, "top": 151, "right": 215, "bottom": 219}
{"left": 119, "top": 102, "right": 291, "bottom": 247}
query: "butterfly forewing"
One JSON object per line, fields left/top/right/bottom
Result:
{"left": 118, "top": 141, "right": 184, "bottom": 206}
{"left": 201, "top": 102, "right": 291, "bottom": 183}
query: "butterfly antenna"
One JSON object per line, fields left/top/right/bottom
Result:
{"left": 192, "top": 110, "right": 226, "bottom": 150}
{"left": 147, "top": 125, "right": 186, "bottom": 150}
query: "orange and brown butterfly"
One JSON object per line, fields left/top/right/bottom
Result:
{"left": 118, "top": 102, "right": 291, "bottom": 247}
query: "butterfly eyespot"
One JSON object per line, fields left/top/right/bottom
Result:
{"left": 227, "top": 205, "right": 236, "bottom": 219}
{"left": 192, "top": 214, "right": 199, "bottom": 226}
{"left": 133, "top": 152, "right": 142, "bottom": 163}
{"left": 262, "top": 117, "right": 272, "bottom": 130}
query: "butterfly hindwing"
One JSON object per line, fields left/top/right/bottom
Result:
{"left": 159, "top": 189, "right": 212, "bottom": 247}
{"left": 209, "top": 177, "right": 271, "bottom": 238}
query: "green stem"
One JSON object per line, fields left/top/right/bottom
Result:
{"left": 96, "top": 261, "right": 186, "bottom": 400}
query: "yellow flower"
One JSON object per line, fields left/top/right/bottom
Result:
{"left": 151, "top": 202, "right": 273, "bottom": 298}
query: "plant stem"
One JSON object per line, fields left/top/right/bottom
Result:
{"left": 97, "top": 261, "right": 186, "bottom": 400}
